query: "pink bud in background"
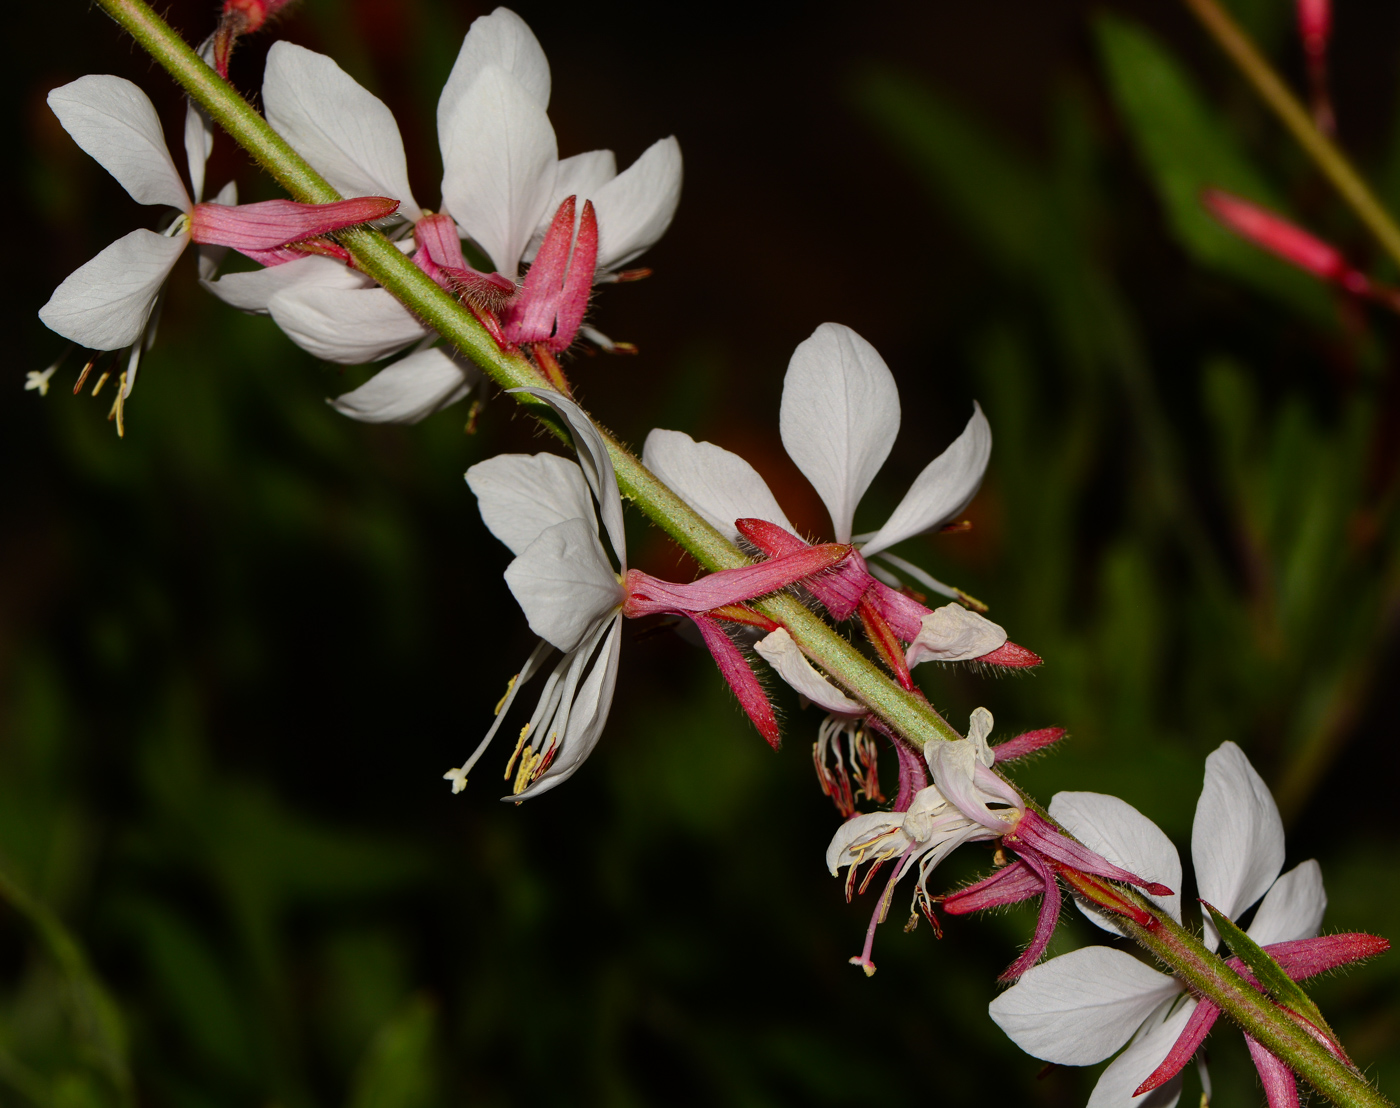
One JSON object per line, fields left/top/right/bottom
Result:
{"left": 1297, "top": 0, "right": 1335, "bottom": 133}
{"left": 213, "top": 0, "right": 299, "bottom": 78}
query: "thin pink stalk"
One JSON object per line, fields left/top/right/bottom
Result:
{"left": 999, "top": 850, "right": 1061, "bottom": 981}
{"left": 1247, "top": 1035, "right": 1301, "bottom": 1108}
{"left": 689, "top": 614, "right": 781, "bottom": 749}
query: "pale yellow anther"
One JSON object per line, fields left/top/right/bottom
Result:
{"left": 494, "top": 674, "right": 518, "bottom": 716}
{"left": 503, "top": 723, "right": 531, "bottom": 781}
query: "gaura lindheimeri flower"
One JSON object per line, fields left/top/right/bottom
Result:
{"left": 829, "top": 709, "right": 1148, "bottom": 977}
{"left": 644, "top": 322, "right": 1037, "bottom": 698}
{"left": 217, "top": 7, "right": 680, "bottom": 421}
{"left": 37, "top": 74, "right": 397, "bottom": 429}
{"left": 445, "top": 390, "right": 854, "bottom": 798}
{"left": 988, "top": 742, "right": 1388, "bottom": 1108}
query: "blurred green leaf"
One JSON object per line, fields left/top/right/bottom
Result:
{"left": 1094, "top": 13, "right": 1332, "bottom": 321}
{"left": 345, "top": 995, "right": 438, "bottom": 1108}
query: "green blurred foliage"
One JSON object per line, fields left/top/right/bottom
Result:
{"left": 5, "top": 2, "right": 1400, "bottom": 1106}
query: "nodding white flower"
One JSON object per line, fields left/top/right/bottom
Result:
{"left": 38, "top": 74, "right": 397, "bottom": 427}
{"left": 644, "top": 322, "right": 1035, "bottom": 703}
{"left": 227, "top": 6, "right": 681, "bottom": 422}
{"left": 988, "top": 742, "right": 1384, "bottom": 1108}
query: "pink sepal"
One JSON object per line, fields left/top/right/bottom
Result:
{"left": 993, "top": 727, "right": 1066, "bottom": 763}
{"left": 238, "top": 239, "right": 355, "bottom": 268}
{"left": 978, "top": 641, "right": 1043, "bottom": 668}
{"left": 1257, "top": 933, "right": 1391, "bottom": 981}
{"left": 411, "top": 214, "right": 518, "bottom": 313}
{"left": 892, "top": 740, "right": 928, "bottom": 812}
{"left": 1000, "top": 851, "right": 1061, "bottom": 981}
{"left": 736, "top": 519, "right": 873, "bottom": 620}
{"left": 864, "top": 577, "right": 929, "bottom": 641}
{"left": 501, "top": 197, "right": 599, "bottom": 353}
{"left": 1298, "top": 0, "right": 1331, "bottom": 53}
{"left": 1245, "top": 1036, "right": 1300, "bottom": 1108}
{"left": 690, "top": 614, "right": 780, "bottom": 749}
{"left": 1203, "top": 189, "right": 1367, "bottom": 294}
{"left": 189, "top": 196, "right": 400, "bottom": 251}
{"left": 622, "top": 544, "right": 850, "bottom": 618}
{"left": 941, "top": 859, "right": 1045, "bottom": 915}
{"left": 1136, "top": 999, "right": 1221, "bottom": 1095}
{"left": 1010, "top": 811, "right": 1174, "bottom": 896}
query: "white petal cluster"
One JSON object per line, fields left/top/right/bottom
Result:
{"left": 989, "top": 742, "right": 1326, "bottom": 1107}
{"left": 446, "top": 390, "right": 627, "bottom": 800}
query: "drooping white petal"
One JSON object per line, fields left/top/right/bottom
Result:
{"left": 861, "top": 402, "right": 992, "bottom": 557}
{"left": 1248, "top": 860, "right": 1326, "bottom": 946}
{"left": 825, "top": 811, "right": 909, "bottom": 873}
{"left": 466, "top": 452, "right": 595, "bottom": 557}
{"left": 39, "top": 229, "right": 187, "bottom": 350}
{"left": 440, "top": 65, "right": 557, "bottom": 276}
{"left": 754, "top": 628, "right": 863, "bottom": 714}
{"left": 513, "top": 617, "right": 623, "bottom": 801}
{"left": 329, "top": 346, "right": 476, "bottom": 424}
{"left": 967, "top": 706, "right": 995, "bottom": 766}
{"left": 438, "top": 5, "right": 551, "bottom": 144}
{"left": 48, "top": 75, "right": 191, "bottom": 212}
{"left": 904, "top": 604, "right": 1007, "bottom": 666}
{"left": 263, "top": 43, "right": 422, "bottom": 221}
{"left": 1193, "top": 741, "right": 1285, "bottom": 950}
{"left": 642, "top": 429, "right": 796, "bottom": 544}
{"left": 184, "top": 38, "right": 217, "bottom": 204}
{"left": 780, "top": 323, "right": 900, "bottom": 542}
{"left": 204, "top": 254, "right": 368, "bottom": 314}
{"left": 989, "top": 947, "right": 1182, "bottom": 1066}
{"left": 591, "top": 136, "right": 683, "bottom": 273}
{"left": 1086, "top": 996, "right": 1196, "bottom": 1108}
{"left": 511, "top": 388, "right": 626, "bottom": 572}
{"left": 268, "top": 285, "right": 429, "bottom": 364}
{"left": 504, "top": 517, "right": 625, "bottom": 654}
{"left": 1050, "top": 791, "right": 1182, "bottom": 933}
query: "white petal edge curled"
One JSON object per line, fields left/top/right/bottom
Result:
{"left": 1192, "top": 741, "right": 1285, "bottom": 950}
{"left": 861, "top": 402, "right": 992, "bottom": 557}
{"left": 440, "top": 65, "right": 557, "bottom": 276}
{"left": 263, "top": 43, "right": 422, "bottom": 221}
{"left": 754, "top": 629, "right": 863, "bottom": 714}
{"left": 1247, "top": 859, "right": 1326, "bottom": 947}
{"left": 39, "top": 229, "right": 187, "bottom": 350}
{"left": 904, "top": 604, "right": 1007, "bottom": 667}
{"left": 642, "top": 429, "right": 796, "bottom": 544}
{"left": 330, "top": 347, "right": 476, "bottom": 424}
{"left": 989, "top": 946, "right": 1182, "bottom": 1067}
{"left": 268, "top": 285, "right": 430, "bottom": 364}
{"left": 1049, "top": 791, "right": 1183, "bottom": 933}
{"left": 466, "top": 452, "right": 595, "bottom": 557}
{"left": 780, "top": 323, "right": 900, "bottom": 542}
{"left": 48, "top": 75, "right": 191, "bottom": 212}
{"left": 504, "top": 517, "right": 625, "bottom": 655}
{"left": 591, "top": 137, "right": 683, "bottom": 273}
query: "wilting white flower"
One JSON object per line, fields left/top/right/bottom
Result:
{"left": 989, "top": 742, "right": 1330, "bottom": 1108}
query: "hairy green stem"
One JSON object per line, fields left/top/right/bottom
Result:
{"left": 1181, "top": 0, "right": 1400, "bottom": 271}
{"left": 91, "top": 4, "right": 1388, "bottom": 1101}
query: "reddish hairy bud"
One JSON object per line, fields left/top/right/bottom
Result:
{"left": 213, "top": 0, "right": 299, "bottom": 78}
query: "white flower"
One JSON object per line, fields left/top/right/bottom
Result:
{"left": 444, "top": 388, "right": 628, "bottom": 800}
{"left": 989, "top": 742, "right": 1326, "bottom": 1107}
{"left": 231, "top": 7, "right": 680, "bottom": 420}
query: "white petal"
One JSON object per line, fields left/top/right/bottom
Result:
{"left": 183, "top": 102, "right": 212, "bottom": 205}
{"left": 1050, "top": 792, "right": 1182, "bottom": 934}
{"left": 48, "top": 75, "right": 190, "bottom": 211}
{"left": 642, "top": 429, "right": 795, "bottom": 544}
{"left": 263, "top": 43, "right": 421, "bottom": 221}
{"left": 466, "top": 452, "right": 595, "bottom": 557}
{"left": 989, "top": 947, "right": 1181, "bottom": 1066}
{"left": 904, "top": 604, "right": 1007, "bottom": 666}
{"left": 204, "top": 254, "right": 369, "bottom": 313}
{"left": 513, "top": 617, "right": 622, "bottom": 801}
{"left": 825, "top": 811, "right": 908, "bottom": 873}
{"left": 523, "top": 149, "right": 619, "bottom": 262}
{"left": 1193, "top": 742, "right": 1285, "bottom": 950}
{"left": 967, "top": 706, "right": 995, "bottom": 765}
{"left": 591, "top": 136, "right": 683, "bottom": 272}
{"left": 780, "top": 323, "right": 900, "bottom": 542}
{"left": 1248, "top": 860, "right": 1326, "bottom": 946}
{"left": 1086, "top": 996, "right": 1196, "bottom": 1108}
{"left": 754, "top": 628, "right": 862, "bottom": 714}
{"left": 510, "top": 388, "right": 626, "bottom": 572}
{"left": 268, "top": 285, "right": 429, "bottom": 364}
{"left": 504, "top": 518, "right": 624, "bottom": 654}
{"left": 861, "top": 402, "right": 992, "bottom": 557}
{"left": 440, "top": 65, "right": 557, "bottom": 276}
{"left": 39, "top": 229, "right": 186, "bottom": 350}
{"left": 438, "top": 6, "right": 551, "bottom": 141}
{"left": 330, "top": 346, "right": 476, "bottom": 424}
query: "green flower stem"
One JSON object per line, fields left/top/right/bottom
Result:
{"left": 92, "top": 0, "right": 959, "bottom": 748}
{"left": 1181, "top": 0, "right": 1400, "bottom": 272}
{"left": 88, "top": 3, "right": 1394, "bottom": 1101}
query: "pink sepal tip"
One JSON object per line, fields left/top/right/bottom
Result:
{"left": 992, "top": 727, "right": 1066, "bottom": 763}
{"left": 189, "top": 195, "right": 399, "bottom": 253}
{"left": 690, "top": 613, "right": 781, "bottom": 749}
{"left": 501, "top": 196, "right": 599, "bottom": 354}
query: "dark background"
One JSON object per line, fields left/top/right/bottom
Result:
{"left": 3, "top": 0, "right": 1400, "bottom": 1104}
